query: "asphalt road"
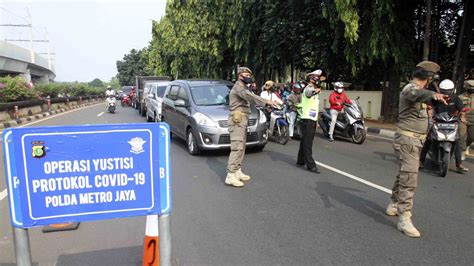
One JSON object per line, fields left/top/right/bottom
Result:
{"left": 0, "top": 103, "right": 472, "bottom": 265}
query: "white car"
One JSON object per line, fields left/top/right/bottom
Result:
{"left": 145, "top": 81, "right": 170, "bottom": 122}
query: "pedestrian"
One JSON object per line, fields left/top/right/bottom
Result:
{"left": 459, "top": 80, "right": 474, "bottom": 158}
{"left": 385, "top": 61, "right": 448, "bottom": 238}
{"left": 328, "top": 82, "right": 352, "bottom": 142}
{"left": 296, "top": 69, "right": 323, "bottom": 173}
{"left": 225, "top": 67, "right": 279, "bottom": 187}
{"left": 287, "top": 83, "right": 303, "bottom": 138}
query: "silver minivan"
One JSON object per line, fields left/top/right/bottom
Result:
{"left": 145, "top": 81, "right": 171, "bottom": 122}
{"left": 161, "top": 79, "right": 268, "bottom": 155}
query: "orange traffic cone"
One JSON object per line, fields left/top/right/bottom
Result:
{"left": 142, "top": 215, "right": 159, "bottom": 266}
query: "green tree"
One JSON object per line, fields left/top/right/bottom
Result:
{"left": 88, "top": 78, "right": 104, "bottom": 87}
{"left": 116, "top": 48, "right": 153, "bottom": 86}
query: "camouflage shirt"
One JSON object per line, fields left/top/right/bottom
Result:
{"left": 397, "top": 82, "right": 435, "bottom": 134}
{"left": 459, "top": 92, "right": 474, "bottom": 124}
{"left": 229, "top": 81, "right": 267, "bottom": 114}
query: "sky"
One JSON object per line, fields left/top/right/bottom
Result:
{"left": 0, "top": 0, "right": 167, "bottom": 82}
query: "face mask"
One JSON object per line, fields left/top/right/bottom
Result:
{"left": 337, "top": 89, "right": 343, "bottom": 93}
{"left": 242, "top": 76, "right": 253, "bottom": 84}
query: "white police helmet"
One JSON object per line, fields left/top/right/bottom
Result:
{"left": 439, "top": 79, "right": 454, "bottom": 90}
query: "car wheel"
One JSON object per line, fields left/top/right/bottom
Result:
{"left": 186, "top": 129, "right": 201, "bottom": 155}
{"left": 147, "top": 112, "right": 153, "bottom": 122}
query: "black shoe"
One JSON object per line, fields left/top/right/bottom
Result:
{"left": 456, "top": 165, "right": 469, "bottom": 173}
{"left": 296, "top": 162, "right": 305, "bottom": 167}
{"left": 308, "top": 167, "right": 321, "bottom": 174}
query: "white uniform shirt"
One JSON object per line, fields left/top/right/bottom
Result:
{"left": 106, "top": 89, "right": 116, "bottom": 97}
{"left": 260, "top": 90, "right": 283, "bottom": 105}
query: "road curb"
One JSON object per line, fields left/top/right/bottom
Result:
{"left": 0, "top": 100, "right": 101, "bottom": 129}
{"left": 367, "top": 127, "right": 395, "bottom": 139}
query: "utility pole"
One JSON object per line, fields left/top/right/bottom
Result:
{"left": 46, "top": 30, "right": 52, "bottom": 70}
{"left": 27, "top": 8, "right": 35, "bottom": 64}
{"left": 423, "top": 0, "right": 432, "bottom": 61}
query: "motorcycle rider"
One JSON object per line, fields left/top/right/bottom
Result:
{"left": 260, "top": 80, "right": 283, "bottom": 105}
{"left": 419, "top": 79, "right": 468, "bottom": 173}
{"left": 296, "top": 69, "right": 323, "bottom": 174}
{"left": 260, "top": 80, "right": 284, "bottom": 122}
{"left": 328, "top": 82, "right": 352, "bottom": 142}
{"left": 386, "top": 61, "right": 448, "bottom": 238}
{"left": 105, "top": 85, "right": 116, "bottom": 108}
{"left": 287, "top": 83, "right": 303, "bottom": 138}
{"left": 459, "top": 80, "right": 474, "bottom": 158}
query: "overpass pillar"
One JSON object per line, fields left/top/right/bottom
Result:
{"left": 21, "top": 69, "right": 32, "bottom": 83}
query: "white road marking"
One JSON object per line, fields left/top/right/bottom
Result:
{"left": 316, "top": 161, "right": 392, "bottom": 194}
{"left": 97, "top": 112, "right": 104, "bottom": 117}
{"left": 0, "top": 102, "right": 102, "bottom": 133}
{"left": 0, "top": 189, "right": 7, "bottom": 201}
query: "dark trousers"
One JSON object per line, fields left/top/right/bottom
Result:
{"left": 297, "top": 119, "right": 317, "bottom": 169}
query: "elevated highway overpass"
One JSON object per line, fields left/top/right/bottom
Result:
{"left": 0, "top": 40, "right": 55, "bottom": 83}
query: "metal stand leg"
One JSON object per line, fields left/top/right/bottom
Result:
{"left": 12, "top": 227, "right": 32, "bottom": 266}
{"left": 158, "top": 214, "right": 171, "bottom": 266}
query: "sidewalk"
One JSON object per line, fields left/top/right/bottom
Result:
{"left": 0, "top": 100, "right": 101, "bottom": 130}
{"left": 365, "top": 119, "right": 396, "bottom": 138}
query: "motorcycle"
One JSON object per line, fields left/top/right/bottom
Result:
{"left": 121, "top": 95, "right": 131, "bottom": 107}
{"left": 318, "top": 97, "right": 366, "bottom": 144}
{"left": 426, "top": 112, "right": 458, "bottom": 177}
{"left": 106, "top": 97, "right": 116, "bottom": 113}
{"left": 265, "top": 105, "right": 290, "bottom": 145}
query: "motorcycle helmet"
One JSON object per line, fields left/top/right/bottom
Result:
{"left": 293, "top": 82, "right": 303, "bottom": 93}
{"left": 334, "top": 82, "right": 345, "bottom": 94}
{"left": 439, "top": 79, "right": 455, "bottom": 96}
{"left": 264, "top": 80, "right": 274, "bottom": 91}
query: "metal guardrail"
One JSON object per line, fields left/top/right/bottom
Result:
{"left": 0, "top": 96, "right": 103, "bottom": 111}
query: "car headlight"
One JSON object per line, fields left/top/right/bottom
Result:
{"left": 259, "top": 110, "right": 267, "bottom": 124}
{"left": 193, "top": 112, "right": 216, "bottom": 127}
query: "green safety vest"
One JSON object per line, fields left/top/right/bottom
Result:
{"left": 299, "top": 87, "right": 319, "bottom": 121}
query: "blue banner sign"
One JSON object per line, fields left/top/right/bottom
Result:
{"left": 2, "top": 123, "right": 171, "bottom": 228}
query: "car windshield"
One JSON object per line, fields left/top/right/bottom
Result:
{"left": 147, "top": 82, "right": 168, "bottom": 97}
{"left": 156, "top": 86, "right": 167, "bottom": 97}
{"left": 121, "top": 86, "right": 132, "bottom": 94}
{"left": 190, "top": 85, "right": 230, "bottom": 106}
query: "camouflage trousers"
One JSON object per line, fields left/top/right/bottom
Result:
{"left": 227, "top": 113, "right": 248, "bottom": 173}
{"left": 391, "top": 133, "right": 424, "bottom": 213}
{"left": 459, "top": 123, "right": 473, "bottom": 151}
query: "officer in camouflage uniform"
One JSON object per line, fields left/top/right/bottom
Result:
{"left": 459, "top": 80, "right": 474, "bottom": 158}
{"left": 385, "top": 61, "right": 448, "bottom": 238}
{"left": 225, "top": 67, "right": 279, "bottom": 187}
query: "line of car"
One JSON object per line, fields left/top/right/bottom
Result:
{"left": 128, "top": 77, "right": 268, "bottom": 155}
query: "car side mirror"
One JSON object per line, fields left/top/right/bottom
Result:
{"left": 148, "top": 93, "right": 155, "bottom": 99}
{"left": 174, "top": 99, "right": 186, "bottom": 107}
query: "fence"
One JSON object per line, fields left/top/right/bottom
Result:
{"left": 0, "top": 96, "right": 103, "bottom": 122}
